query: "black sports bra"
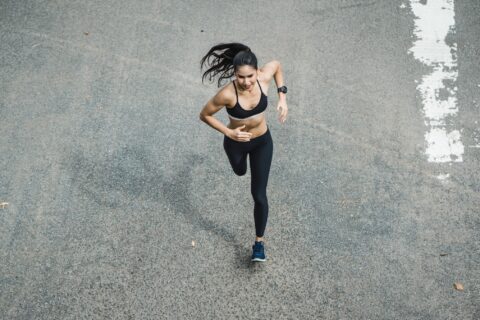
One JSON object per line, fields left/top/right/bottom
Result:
{"left": 226, "top": 80, "right": 268, "bottom": 119}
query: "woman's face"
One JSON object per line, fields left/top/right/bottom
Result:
{"left": 235, "top": 65, "right": 258, "bottom": 91}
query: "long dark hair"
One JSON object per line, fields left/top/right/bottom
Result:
{"left": 200, "top": 42, "right": 258, "bottom": 87}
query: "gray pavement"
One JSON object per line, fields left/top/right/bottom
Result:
{"left": 1, "top": 0, "right": 479, "bottom": 319}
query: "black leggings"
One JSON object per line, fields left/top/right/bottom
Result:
{"left": 223, "top": 128, "right": 273, "bottom": 237}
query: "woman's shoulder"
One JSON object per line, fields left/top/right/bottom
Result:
{"left": 258, "top": 60, "right": 280, "bottom": 81}
{"left": 214, "top": 81, "right": 236, "bottom": 107}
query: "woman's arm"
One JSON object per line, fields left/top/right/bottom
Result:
{"left": 199, "top": 91, "right": 232, "bottom": 136}
{"left": 199, "top": 90, "right": 253, "bottom": 141}
{"left": 261, "top": 60, "right": 288, "bottom": 123}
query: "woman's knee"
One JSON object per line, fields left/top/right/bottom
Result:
{"left": 251, "top": 191, "right": 268, "bottom": 205}
{"left": 233, "top": 167, "right": 247, "bottom": 176}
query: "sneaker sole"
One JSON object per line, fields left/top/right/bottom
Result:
{"left": 251, "top": 257, "right": 266, "bottom": 262}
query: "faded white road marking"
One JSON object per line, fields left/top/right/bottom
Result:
{"left": 409, "top": 0, "right": 464, "bottom": 164}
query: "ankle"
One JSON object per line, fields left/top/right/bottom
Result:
{"left": 255, "top": 237, "right": 264, "bottom": 242}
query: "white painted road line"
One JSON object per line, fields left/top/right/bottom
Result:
{"left": 409, "top": 0, "right": 464, "bottom": 163}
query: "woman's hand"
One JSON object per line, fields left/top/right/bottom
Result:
{"left": 277, "top": 101, "right": 288, "bottom": 124}
{"left": 227, "top": 124, "right": 253, "bottom": 142}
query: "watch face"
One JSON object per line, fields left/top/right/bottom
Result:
{"left": 278, "top": 86, "right": 287, "bottom": 93}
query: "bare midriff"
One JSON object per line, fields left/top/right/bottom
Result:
{"left": 227, "top": 113, "right": 268, "bottom": 139}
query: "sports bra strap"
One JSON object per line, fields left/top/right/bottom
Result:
{"left": 257, "top": 79, "right": 264, "bottom": 94}
{"left": 233, "top": 81, "right": 238, "bottom": 99}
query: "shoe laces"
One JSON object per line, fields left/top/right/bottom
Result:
{"left": 253, "top": 242, "right": 264, "bottom": 253}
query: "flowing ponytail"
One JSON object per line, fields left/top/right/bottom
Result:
{"left": 200, "top": 42, "right": 258, "bottom": 87}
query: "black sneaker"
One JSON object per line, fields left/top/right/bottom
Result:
{"left": 251, "top": 241, "right": 266, "bottom": 262}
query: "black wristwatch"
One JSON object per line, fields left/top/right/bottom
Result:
{"left": 277, "top": 86, "right": 288, "bottom": 94}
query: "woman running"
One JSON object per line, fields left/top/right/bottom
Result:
{"left": 199, "top": 43, "right": 288, "bottom": 262}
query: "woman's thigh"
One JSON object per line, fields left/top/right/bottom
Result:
{"left": 249, "top": 132, "right": 273, "bottom": 190}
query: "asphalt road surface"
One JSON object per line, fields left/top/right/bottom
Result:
{"left": 1, "top": 0, "right": 479, "bottom": 319}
